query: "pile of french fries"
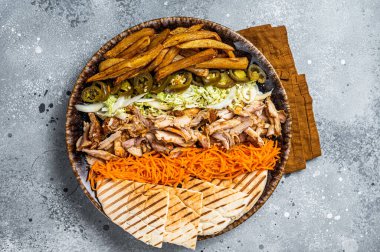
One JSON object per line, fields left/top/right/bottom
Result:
{"left": 87, "top": 24, "right": 249, "bottom": 84}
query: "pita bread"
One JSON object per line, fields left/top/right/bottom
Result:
{"left": 97, "top": 180, "right": 169, "bottom": 248}
{"left": 211, "top": 170, "right": 268, "bottom": 212}
{"left": 182, "top": 177, "right": 250, "bottom": 235}
{"left": 163, "top": 188, "right": 202, "bottom": 249}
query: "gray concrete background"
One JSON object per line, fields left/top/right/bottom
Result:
{"left": 0, "top": 0, "right": 379, "bottom": 251}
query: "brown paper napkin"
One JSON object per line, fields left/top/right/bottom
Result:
{"left": 238, "top": 25, "right": 321, "bottom": 173}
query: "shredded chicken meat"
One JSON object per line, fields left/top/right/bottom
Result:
{"left": 77, "top": 97, "right": 286, "bottom": 161}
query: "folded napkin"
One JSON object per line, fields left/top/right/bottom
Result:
{"left": 238, "top": 25, "right": 321, "bottom": 173}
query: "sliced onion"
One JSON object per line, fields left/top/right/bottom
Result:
{"left": 255, "top": 90, "right": 272, "bottom": 101}
{"left": 75, "top": 103, "right": 104, "bottom": 113}
{"left": 115, "top": 112, "right": 129, "bottom": 120}
{"left": 135, "top": 98, "right": 155, "bottom": 103}
{"left": 112, "top": 93, "right": 146, "bottom": 111}
{"left": 207, "top": 86, "right": 236, "bottom": 110}
{"left": 145, "top": 100, "right": 171, "bottom": 110}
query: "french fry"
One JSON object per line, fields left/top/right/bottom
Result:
{"left": 170, "top": 27, "right": 187, "bottom": 35}
{"left": 163, "top": 31, "right": 221, "bottom": 48}
{"left": 187, "top": 24, "right": 204, "bottom": 32}
{"left": 177, "top": 39, "right": 234, "bottom": 51}
{"left": 87, "top": 44, "right": 164, "bottom": 82}
{"left": 148, "top": 28, "right": 170, "bottom": 50}
{"left": 104, "top": 28, "right": 155, "bottom": 58}
{"left": 118, "top": 36, "right": 150, "bottom": 59}
{"left": 179, "top": 48, "right": 200, "bottom": 57}
{"left": 194, "top": 57, "right": 249, "bottom": 69}
{"left": 98, "top": 58, "right": 125, "bottom": 72}
{"left": 146, "top": 48, "right": 169, "bottom": 72}
{"left": 155, "top": 47, "right": 180, "bottom": 71}
{"left": 115, "top": 67, "right": 144, "bottom": 84}
{"left": 226, "top": 50, "right": 235, "bottom": 58}
{"left": 173, "top": 55, "right": 209, "bottom": 77}
{"left": 170, "top": 24, "right": 204, "bottom": 35}
{"left": 155, "top": 49, "right": 217, "bottom": 80}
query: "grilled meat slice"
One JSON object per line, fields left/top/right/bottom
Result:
{"left": 98, "top": 131, "right": 122, "bottom": 150}
{"left": 206, "top": 118, "right": 241, "bottom": 135}
{"left": 173, "top": 115, "right": 192, "bottom": 128}
{"left": 126, "top": 146, "right": 143, "bottom": 157}
{"left": 244, "top": 101, "right": 265, "bottom": 116}
{"left": 190, "top": 110, "right": 209, "bottom": 127}
{"left": 155, "top": 130, "right": 194, "bottom": 147}
{"left": 130, "top": 106, "right": 153, "bottom": 128}
{"left": 194, "top": 131, "right": 211, "bottom": 148}
{"left": 88, "top": 113, "right": 102, "bottom": 148}
{"left": 212, "top": 132, "right": 230, "bottom": 149}
{"left": 85, "top": 155, "right": 104, "bottom": 166}
{"left": 244, "top": 127, "right": 264, "bottom": 147}
{"left": 114, "top": 138, "right": 126, "bottom": 157}
{"left": 265, "top": 98, "right": 281, "bottom": 136}
{"left": 82, "top": 149, "right": 116, "bottom": 160}
{"left": 216, "top": 109, "right": 234, "bottom": 120}
{"left": 233, "top": 106, "right": 251, "bottom": 117}
{"left": 154, "top": 116, "right": 175, "bottom": 128}
{"left": 121, "top": 116, "right": 148, "bottom": 137}
{"left": 208, "top": 109, "right": 218, "bottom": 123}
{"left": 76, "top": 122, "right": 92, "bottom": 151}
{"left": 102, "top": 117, "right": 122, "bottom": 135}
{"left": 164, "top": 127, "right": 193, "bottom": 142}
{"left": 229, "top": 117, "right": 253, "bottom": 135}
{"left": 172, "top": 108, "right": 200, "bottom": 117}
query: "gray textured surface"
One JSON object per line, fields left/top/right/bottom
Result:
{"left": 0, "top": 0, "right": 379, "bottom": 251}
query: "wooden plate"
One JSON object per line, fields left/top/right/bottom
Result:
{"left": 65, "top": 17, "right": 292, "bottom": 239}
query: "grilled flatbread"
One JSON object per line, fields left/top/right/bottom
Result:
{"left": 163, "top": 188, "right": 202, "bottom": 249}
{"left": 97, "top": 180, "right": 169, "bottom": 248}
{"left": 182, "top": 177, "right": 250, "bottom": 235}
{"left": 211, "top": 170, "right": 268, "bottom": 213}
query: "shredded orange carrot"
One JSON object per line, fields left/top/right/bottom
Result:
{"left": 88, "top": 140, "right": 281, "bottom": 190}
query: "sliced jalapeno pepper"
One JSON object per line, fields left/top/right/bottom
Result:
{"left": 117, "top": 80, "right": 133, "bottom": 97}
{"left": 81, "top": 86, "right": 103, "bottom": 103}
{"left": 133, "top": 72, "right": 153, "bottom": 94}
{"left": 248, "top": 64, "right": 266, "bottom": 84}
{"left": 229, "top": 69, "right": 249, "bottom": 82}
{"left": 192, "top": 75, "right": 204, "bottom": 86}
{"left": 81, "top": 81, "right": 109, "bottom": 102}
{"left": 166, "top": 71, "right": 193, "bottom": 92}
{"left": 92, "top": 81, "right": 110, "bottom": 101}
{"left": 151, "top": 77, "right": 170, "bottom": 94}
{"left": 202, "top": 70, "right": 221, "bottom": 85}
{"left": 213, "top": 72, "right": 235, "bottom": 89}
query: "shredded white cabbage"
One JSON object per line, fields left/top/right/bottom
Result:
{"left": 75, "top": 81, "right": 272, "bottom": 118}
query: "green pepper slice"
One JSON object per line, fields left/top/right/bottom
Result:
{"left": 92, "top": 81, "right": 110, "bottom": 101}
{"left": 151, "top": 77, "right": 170, "bottom": 94}
{"left": 213, "top": 72, "right": 235, "bottom": 89}
{"left": 117, "top": 80, "right": 133, "bottom": 97}
{"left": 81, "top": 81, "right": 109, "bottom": 102}
{"left": 133, "top": 72, "right": 153, "bottom": 94}
{"left": 192, "top": 75, "right": 204, "bottom": 86}
{"left": 166, "top": 71, "right": 193, "bottom": 92}
{"left": 81, "top": 86, "right": 103, "bottom": 103}
{"left": 202, "top": 70, "right": 221, "bottom": 85}
{"left": 248, "top": 64, "right": 267, "bottom": 84}
{"left": 229, "top": 69, "right": 249, "bottom": 82}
